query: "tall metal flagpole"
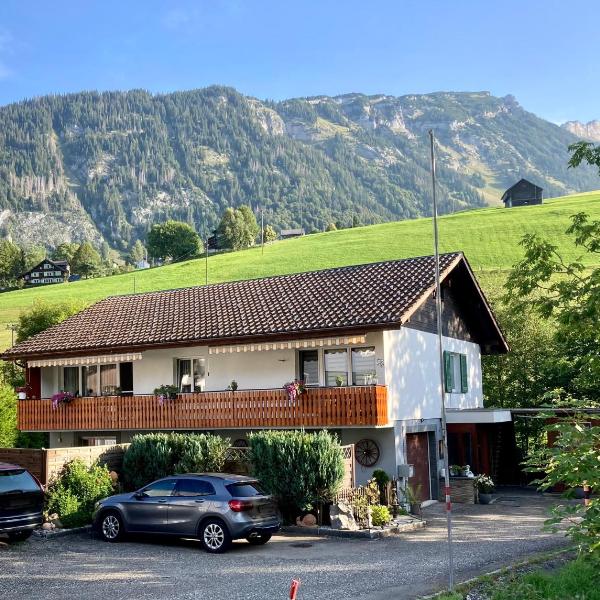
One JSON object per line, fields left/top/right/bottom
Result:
{"left": 429, "top": 129, "right": 455, "bottom": 590}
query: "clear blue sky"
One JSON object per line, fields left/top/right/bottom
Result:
{"left": 0, "top": 0, "right": 598, "bottom": 123}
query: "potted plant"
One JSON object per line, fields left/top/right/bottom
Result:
{"left": 51, "top": 391, "right": 74, "bottom": 409}
{"left": 283, "top": 379, "right": 305, "bottom": 402}
{"left": 335, "top": 375, "right": 345, "bottom": 387}
{"left": 16, "top": 385, "right": 30, "bottom": 400}
{"left": 449, "top": 465, "right": 461, "bottom": 477}
{"left": 153, "top": 384, "right": 179, "bottom": 405}
{"left": 404, "top": 484, "right": 422, "bottom": 517}
{"left": 228, "top": 380, "right": 238, "bottom": 392}
{"left": 474, "top": 474, "right": 495, "bottom": 504}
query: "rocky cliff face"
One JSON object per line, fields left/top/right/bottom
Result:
{"left": 0, "top": 87, "right": 597, "bottom": 252}
{"left": 562, "top": 120, "right": 600, "bottom": 142}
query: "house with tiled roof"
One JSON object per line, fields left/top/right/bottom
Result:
{"left": 2, "top": 253, "right": 513, "bottom": 497}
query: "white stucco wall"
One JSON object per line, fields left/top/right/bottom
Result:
{"left": 383, "top": 328, "right": 482, "bottom": 421}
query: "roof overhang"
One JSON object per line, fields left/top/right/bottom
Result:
{"left": 446, "top": 408, "right": 512, "bottom": 424}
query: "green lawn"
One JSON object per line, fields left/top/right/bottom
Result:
{"left": 437, "top": 557, "right": 600, "bottom": 600}
{"left": 1, "top": 189, "right": 600, "bottom": 351}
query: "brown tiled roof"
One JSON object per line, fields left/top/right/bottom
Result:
{"left": 2, "top": 253, "right": 503, "bottom": 360}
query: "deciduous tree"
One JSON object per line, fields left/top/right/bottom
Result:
{"left": 146, "top": 220, "right": 202, "bottom": 261}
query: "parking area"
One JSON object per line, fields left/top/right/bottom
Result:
{"left": 0, "top": 491, "right": 569, "bottom": 600}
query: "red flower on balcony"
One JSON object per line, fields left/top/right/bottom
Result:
{"left": 283, "top": 379, "right": 305, "bottom": 404}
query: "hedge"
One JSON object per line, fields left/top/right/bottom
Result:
{"left": 248, "top": 430, "right": 344, "bottom": 519}
{"left": 122, "top": 432, "right": 230, "bottom": 490}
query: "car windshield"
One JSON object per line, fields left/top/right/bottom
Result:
{"left": 226, "top": 481, "right": 265, "bottom": 497}
{"left": 0, "top": 469, "right": 40, "bottom": 493}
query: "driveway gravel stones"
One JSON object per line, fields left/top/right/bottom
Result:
{"left": 0, "top": 492, "right": 569, "bottom": 600}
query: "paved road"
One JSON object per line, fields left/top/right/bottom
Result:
{"left": 0, "top": 492, "right": 569, "bottom": 600}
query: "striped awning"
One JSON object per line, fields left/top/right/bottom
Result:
{"left": 28, "top": 352, "right": 143, "bottom": 368}
{"left": 208, "top": 335, "right": 366, "bottom": 355}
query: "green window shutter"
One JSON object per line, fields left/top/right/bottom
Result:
{"left": 460, "top": 353, "right": 468, "bottom": 393}
{"left": 443, "top": 351, "right": 454, "bottom": 393}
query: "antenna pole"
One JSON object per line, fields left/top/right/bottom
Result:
{"left": 429, "top": 129, "right": 455, "bottom": 591}
{"left": 261, "top": 207, "right": 265, "bottom": 255}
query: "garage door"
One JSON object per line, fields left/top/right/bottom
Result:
{"left": 406, "top": 432, "right": 431, "bottom": 501}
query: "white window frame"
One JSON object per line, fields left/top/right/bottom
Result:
{"left": 174, "top": 357, "right": 207, "bottom": 393}
{"left": 296, "top": 346, "right": 378, "bottom": 387}
{"left": 59, "top": 363, "right": 121, "bottom": 397}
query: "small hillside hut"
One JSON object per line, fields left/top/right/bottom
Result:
{"left": 501, "top": 179, "right": 543, "bottom": 207}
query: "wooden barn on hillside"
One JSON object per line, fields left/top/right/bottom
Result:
{"left": 502, "top": 179, "right": 543, "bottom": 207}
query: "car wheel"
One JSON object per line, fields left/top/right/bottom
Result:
{"left": 8, "top": 530, "right": 33, "bottom": 543}
{"left": 100, "top": 511, "right": 124, "bottom": 543}
{"left": 200, "top": 519, "right": 231, "bottom": 554}
{"left": 246, "top": 533, "right": 272, "bottom": 545}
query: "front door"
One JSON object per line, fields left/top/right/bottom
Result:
{"left": 406, "top": 433, "right": 431, "bottom": 501}
{"left": 124, "top": 478, "right": 177, "bottom": 533}
{"left": 168, "top": 478, "right": 216, "bottom": 536}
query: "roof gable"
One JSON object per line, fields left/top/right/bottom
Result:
{"left": 3, "top": 253, "right": 508, "bottom": 360}
{"left": 501, "top": 178, "right": 543, "bottom": 202}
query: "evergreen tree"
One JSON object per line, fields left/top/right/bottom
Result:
{"left": 129, "top": 239, "right": 147, "bottom": 263}
{"left": 71, "top": 241, "right": 102, "bottom": 278}
{"left": 263, "top": 224, "right": 277, "bottom": 243}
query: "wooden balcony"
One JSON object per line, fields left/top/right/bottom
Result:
{"left": 18, "top": 386, "right": 388, "bottom": 432}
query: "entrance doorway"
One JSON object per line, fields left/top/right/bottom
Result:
{"left": 406, "top": 432, "right": 431, "bottom": 501}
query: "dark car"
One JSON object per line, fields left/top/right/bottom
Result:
{"left": 93, "top": 474, "right": 280, "bottom": 553}
{"left": 0, "top": 462, "right": 45, "bottom": 542}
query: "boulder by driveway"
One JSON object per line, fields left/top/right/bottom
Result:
{"left": 0, "top": 491, "right": 569, "bottom": 600}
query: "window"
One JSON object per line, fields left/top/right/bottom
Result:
{"left": 141, "top": 479, "right": 177, "bottom": 497}
{"left": 0, "top": 469, "right": 40, "bottom": 493}
{"left": 324, "top": 349, "right": 348, "bottom": 386}
{"left": 63, "top": 367, "right": 79, "bottom": 395}
{"left": 176, "top": 358, "right": 205, "bottom": 392}
{"left": 100, "top": 364, "right": 118, "bottom": 395}
{"left": 175, "top": 479, "right": 215, "bottom": 497}
{"left": 83, "top": 365, "right": 99, "bottom": 396}
{"left": 80, "top": 436, "right": 117, "bottom": 446}
{"left": 443, "top": 351, "right": 468, "bottom": 393}
{"left": 299, "top": 350, "right": 319, "bottom": 385}
{"left": 351, "top": 347, "right": 376, "bottom": 385}
{"left": 226, "top": 481, "right": 265, "bottom": 497}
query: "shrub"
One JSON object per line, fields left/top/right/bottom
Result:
{"left": 248, "top": 430, "right": 344, "bottom": 520}
{"left": 370, "top": 505, "right": 392, "bottom": 527}
{"left": 122, "top": 432, "right": 230, "bottom": 490}
{"left": 372, "top": 468, "right": 391, "bottom": 503}
{"left": 525, "top": 414, "right": 600, "bottom": 555}
{"left": 46, "top": 459, "right": 114, "bottom": 527}
{"left": 173, "top": 434, "right": 229, "bottom": 474}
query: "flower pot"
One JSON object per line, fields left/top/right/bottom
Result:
{"left": 409, "top": 502, "right": 421, "bottom": 516}
{"left": 479, "top": 493, "right": 493, "bottom": 505}
{"left": 17, "top": 391, "right": 27, "bottom": 400}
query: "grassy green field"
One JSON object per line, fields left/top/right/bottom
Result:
{"left": 1, "top": 189, "right": 600, "bottom": 350}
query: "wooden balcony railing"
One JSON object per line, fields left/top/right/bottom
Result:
{"left": 18, "top": 385, "right": 388, "bottom": 432}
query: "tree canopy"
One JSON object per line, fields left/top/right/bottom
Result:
{"left": 217, "top": 205, "right": 259, "bottom": 250}
{"left": 16, "top": 299, "right": 87, "bottom": 343}
{"left": 71, "top": 241, "right": 102, "bottom": 278}
{"left": 146, "top": 220, "right": 202, "bottom": 261}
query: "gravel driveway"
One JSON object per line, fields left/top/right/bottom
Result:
{"left": 0, "top": 491, "right": 569, "bottom": 600}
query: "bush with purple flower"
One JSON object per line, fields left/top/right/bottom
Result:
{"left": 51, "top": 391, "right": 74, "bottom": 409}
{"left": 283, "top": 379, "right": 305, "bottom": 403}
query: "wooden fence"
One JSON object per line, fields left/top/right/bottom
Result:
{"left": 0, "top": 444, "right": 129, "bottom": 486}
{"left": 0, "top": 442, "right": 356, "bottom": 488}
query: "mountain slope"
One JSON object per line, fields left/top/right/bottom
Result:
{"left": 1, "top": 189, "right": 599, "bottom": 351}
{"left": 0, "top": 87, "right": 596, "bottom": 251}
{"left": 562, "top": 120, "right": 600, "bottom": 142}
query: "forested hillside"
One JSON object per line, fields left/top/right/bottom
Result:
{"left": 0, "top": 86, "right": 596, "bottom": 252}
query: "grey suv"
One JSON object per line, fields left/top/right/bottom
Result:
{"left": 93, "top": 474, "right": 280, "bottom": 553}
